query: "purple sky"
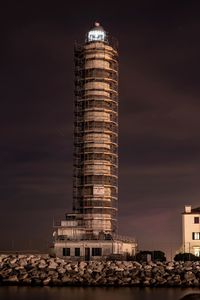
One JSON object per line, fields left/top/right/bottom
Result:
{"left": 1, "top": 0, "right": 200, "bottom": 257}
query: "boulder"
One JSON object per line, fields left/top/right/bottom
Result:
{"left": 184, "top": 271, "right": 196, "bottom": 281}
{"left": 6, "top": 275, "right": 19, "bottom": 283}
{"left": 62, "top": 275, "right": 72, "bottom": 284}
{"left": 79, "top": 261, "right": 87, "bottom": 270}
{"left": 43, "top": 277, "right": 51, "bottom": 285}
{"left": 48, "top": 262, "right": 58, "bottom": 270}
{"left": 57, "top": 267, "right": 66, "bottom": 274}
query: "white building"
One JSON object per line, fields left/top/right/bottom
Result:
{"left": 181, "top": 205, "right": 200, "bottom": 256}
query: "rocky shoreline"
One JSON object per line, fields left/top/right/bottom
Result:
{"left": 1, "top": 254, "right": 200, "bottom": 287}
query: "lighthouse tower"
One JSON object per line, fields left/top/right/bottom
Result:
{"left": 53, "top": 23, "right": 137, "bottom": 260}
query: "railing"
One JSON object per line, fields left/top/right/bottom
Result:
{"left": 112, "top": 234, "right": 136, "bottom": 243}
{"left": 54, "top": 232, "right": 136, "bottom": 244}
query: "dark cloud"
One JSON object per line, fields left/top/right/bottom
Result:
{"left": 1, "top": 0, "right": 200, "bottom": 257}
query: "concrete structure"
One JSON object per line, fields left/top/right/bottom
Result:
{"left": 181, "top": 205, "right": 200, "bottom": 256}
{"left": 53, "top": 22, "right": 137, "bottom": 260}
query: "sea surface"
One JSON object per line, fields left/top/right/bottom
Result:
{"left": 1, "top": 286, "right": 200, "bottom": 300}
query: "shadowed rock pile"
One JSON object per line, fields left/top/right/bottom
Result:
{"left": 1, "top": 254, "right": 200, "bottom": 287}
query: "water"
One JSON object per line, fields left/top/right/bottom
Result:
{"left": 1, "top": 286, "right": 200, "bottom": 300}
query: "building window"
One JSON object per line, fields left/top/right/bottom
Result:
{"left": 194, "top": 248, "right": 200, "bottom": 257}
{"left": 192, "top": 232, "right": 200, "bottom": 240}
{"left": 194, "top": 217, "right": 199, "bottom": 224}
{"left": 92, "top": 248, "right": 102, "bottom": 256}
{"left": 75, "top": 248, "right": 80, "bottom": 257}
{"left": 63, "top": 248, "right": 70, "bottom": 256}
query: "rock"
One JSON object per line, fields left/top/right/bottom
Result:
{"left": 57, "top": 267, "right": 66, "bottom": 274}
{"left": 10, "top": 259, "right": 17, "bottom": 265}
{"left": 51, "top": 279, "right": 62, "bottom": 285}
{"left": 167, "top": 280, "right": 176, "bottom": 287}
{"left": 193, "top": 278, "right": 199, "bottom": 286}
{"left": 115, "top": 267, "right": 124, "bottom": 272}
{"left": 38, "top": 263, "right": 47, "bottom": 269}
{"left": 123, "top": 261, "right": 133, "bottom": 268}
{"left": 64, "top": 264, "right": 72, "bottom": 271}
{"left": 185, "top": 267, "right": 193, "bottom": 271}
{"left": 48, "top": 262, "right": 58, "bottom": 270}
{"left": 47, "top": 270, "right": 56, "bottom": 276}
{"left": 132, "top": 261, "right": 142, "bottom": 268}
{"left": 93, "top": 265, "right": 103, "bottom": 273}
{"left": 144, "top": 265, "right": 152, "bottom": 270}
{"left": 18, "top": 273, "right": 29, "bottom": 281}
{"left": 38, "top": 259, "right": 48, "bottom": 269}
{"left": 43, "top": 277, "right": 51, "bottom": 285}
{"left": 131, "top": 270, "right": 139, "bottom": 278}
{"left": 131, "top": 278, "right": 140, "bottom": 285}
{"left": 152, "top": 266, "right": 159, "bottom": 273}
{"left": 55, "top": 258, "right": 65, "bottom": 264}
{"left": 143, "top": 279, "right": 150, "bottom": 286}
{"left": 150, "top": 278, "right": 156, "bottom": 285}
{"left": 2, "top": 255, "right": 200, "bottom": 287}
{"left": 173, "top": 274, "right": 181, "bottom": 280}
{"left": 74, "top": 266, "right": 79, "bottom": 272}
{"left": 76, "top": 269, "right": 84, "bottom": 277}
{"left": 22, "top": 278, "right": 32, "bottom": 284}
{"left": 184, "top": 271, "right": 196, "bottom": 281}
{"left": 39, "top": 272, "right": 47, "bottom": 280}
{"left": 18, "top": 258, "right": 28, "bottom": 266}
{"left": 39, "top": 259, "right": 46, "bottom": 264}
{"left": 155, "top": 275, "right": 167, "bottom": 285}
{"left": 15, "top": 266, "right": 25, "bottom": 270}
{"left": 62, "top": 275, "right": 72, "bottom": 283}
{"left": 0, "top": 268, "right": 13, "bottom": 277}
{"left": 25, "top": 263, "right": 34, "bottom": 271}
{"left": 6, "top": 275, "right": 19, "bottom": 283}
{"left": 32, "top": 278, "right": 42, "bottom": 285}
{"left": 123, "top": 277, "right": 131, "bottom": 283}
{"left": 184, "top": 261, "right": 193, "bottom": 267}
{"left": 116, "top": 262, "right": 125, "bottom": 269}
{"left": 123, "top": 270, "right": 130, "bottom": 276}
{"left": 0, "top": 254, "right": 9, "bottom": 259}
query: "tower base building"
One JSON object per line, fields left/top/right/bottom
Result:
{"left": 52, "top": 23, "right": 137, "bottom": 259}
{"left": 53, "top": 215, "right": 137, "bottom": 260}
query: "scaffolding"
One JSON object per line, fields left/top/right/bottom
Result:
{"left": 73, "top": 37, "right": 119, "bottom": 234}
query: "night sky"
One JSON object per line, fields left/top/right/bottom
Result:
{"left": 1, "top": 0, "right": 200, "bottom": 258}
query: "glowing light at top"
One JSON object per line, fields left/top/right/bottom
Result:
{"left": 87, "top": 22, "right": 106, "bottom": 42}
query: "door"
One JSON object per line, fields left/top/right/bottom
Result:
{"left": 85, "top": 247, "right": 90, "bottom": 261}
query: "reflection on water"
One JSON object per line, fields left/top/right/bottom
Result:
{"left": 0, "top": 286, "right": 200, "bottom": 300}
{"left": 180, "top": 295, "right": 200, "bottom": 300}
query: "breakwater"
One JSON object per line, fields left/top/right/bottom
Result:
{"left": 0, "top": 254, "right": 200, "bottom": 287}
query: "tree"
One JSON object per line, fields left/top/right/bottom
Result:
{"left": 152, "top": 250, "right": 166, "bottom": 262}
{"left": 174, "top": 252, "right": 199, "bottom": 261}
{"left": 135, "top": 250, "right": 166, "bottom": 262}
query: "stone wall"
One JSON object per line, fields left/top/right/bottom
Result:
{"left": 0, "top": 254, "right": 200, "bottom": 287}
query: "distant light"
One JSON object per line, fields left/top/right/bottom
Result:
{"left": 88, "top": 30, "right": 106, "bottom": 42}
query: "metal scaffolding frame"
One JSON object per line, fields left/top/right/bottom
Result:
{"left": 72, "top": 39, "right": 119, "bottom": 234}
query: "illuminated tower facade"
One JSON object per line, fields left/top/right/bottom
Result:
{"left": 73, "top": 22, "right": 118, "bottom": 235}
{"left": 53, "top": 23, "right": 137, "bottom": 259}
